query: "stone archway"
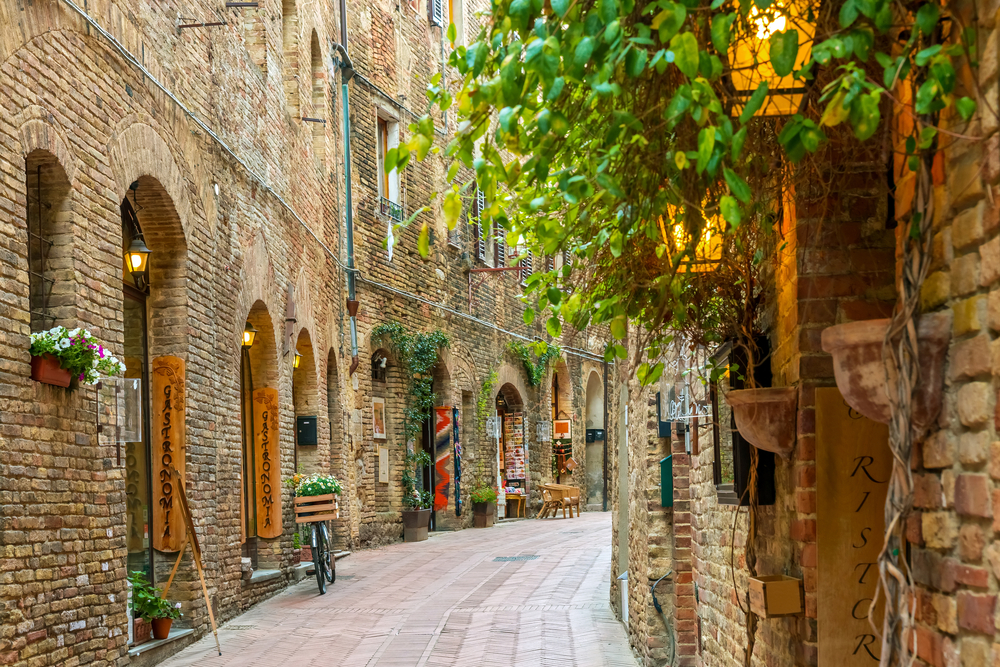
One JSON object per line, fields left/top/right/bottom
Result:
{"left": 585, "top": 370, "right": 605, "bottom": 507}
{"left": 293, "top": 328, "right": 321, "bottom": 474}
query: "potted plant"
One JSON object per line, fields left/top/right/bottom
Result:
{"left": 726, "top": 387, "right": 798, "bottom": 459}
{"left": 401, "top": 450, "right": 432, "bottom": 542}
{"left": 470, "top": 484, "right": 497, "bottom": 528}
{"left": 820, "top": 311, "right": 952, "bottom": 429}
{"left": 29, "top": 326, "right": 125, "bottom": 387}
{"left": 128, "top": 571, "right": 182, "bottom": 641}
{"left": 292, "top": 532, "right": 302, "bottom": 564}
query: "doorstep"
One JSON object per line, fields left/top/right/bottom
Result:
{"left": 127, "top": 628, "right": 195, "bottom": 667}
{"left": 244, "top": 568, "right": 282, "bottom": 586}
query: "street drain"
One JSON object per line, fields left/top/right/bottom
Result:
{"left": 493, "top": 555, "right": 539, "bottom": 562}
{"left": 338, "top": 575, "right": 356, "bottom": 580}
{"left": 227, "top": 625, "right": 256, "bottom": 630}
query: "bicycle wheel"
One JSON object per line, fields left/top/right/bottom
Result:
{"left": 314, "top": 524, "right": 327, "bottom": 595}
{"left": 320, "top": 523, "right": 335, "bottom": 583}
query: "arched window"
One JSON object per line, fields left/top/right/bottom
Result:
{"left": 371, "top": 350, "right": 388, "bottom": 383}
{"left": 25, "top": 150, "right": 72, "bottom": 331}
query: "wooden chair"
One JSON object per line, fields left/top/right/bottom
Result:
{"left": 563, "top": 486, "right": 581, "bottom": 518}
{"left": 539, "top": 486, "right": 564, "bottom": 519}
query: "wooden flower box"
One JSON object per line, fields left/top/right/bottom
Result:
{"left": 748, "top": 575, "right": 803, "bottom": 618}
{"left": 294, "top": 494, "right": 339, "bottom": 524}
{"left": 30, "top": 353, "right": 71, "bottom": 387}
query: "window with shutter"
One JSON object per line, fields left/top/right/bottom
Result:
{"left": 546, "top": 255, "right": 554, "bottom": 272}
{"left": 470, "top": 188, "right": 486, "bottom": 260}
{"left": 429, "top": 0, "right": 444, "bottom": 26}
{"left": 493, "top": 220, "right": 506, "bottom": 267}
{"left": 520, "top": 250, "right": 533, "bottom": 285}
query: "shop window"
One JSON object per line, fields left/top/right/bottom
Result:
{"left": 25, "top": 151, "right": 71, "bottom": 332}
{"left": 711, "top": 338, "right": 776, "bottom": 506}
{"left": 282, "top": 0, "right": 299, "bottom": 118}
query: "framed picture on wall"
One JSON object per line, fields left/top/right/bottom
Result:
{"left": 373, "top": 397, "right": 387, "bottom": 440}
{"left": 553, "top": 419, "right": 571, "bottom": 440}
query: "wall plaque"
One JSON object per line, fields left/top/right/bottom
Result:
{"left": 151, "top": 356, "right": 185, "bottom": 552}
{"left": 816, "top": 387, "right": 891, "bottom": 665}
{"left": 253, "top": 388, "right": 283, "bottom": 539}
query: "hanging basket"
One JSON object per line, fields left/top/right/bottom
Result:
{"left": 30, "top": 353, "right": 72, "bottom": 387}
{"left": 820, "top": 311, "right": 952, "bottom": 428}
{"left": 725, "top": 387, "right": 798, "bottom": 459}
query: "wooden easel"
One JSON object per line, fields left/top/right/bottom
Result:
{"left": 160, "top": 468, "right": 222, "bottom": 656}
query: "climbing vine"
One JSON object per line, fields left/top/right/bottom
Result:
{"left": 371, "top": 322, "right": 450, "bottom": 443}
{"left": 506, "top": 341, "right": 562, "bottom": 386}
{"left": 476, "top": 369, "right": 498, "bottom": 429}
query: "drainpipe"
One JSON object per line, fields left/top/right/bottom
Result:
{"left": 333, "top": 42, "right": 360, "bottom": 376}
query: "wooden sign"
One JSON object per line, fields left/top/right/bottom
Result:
{"left": 253, "top": 388, "right": 283, "bottom": 539}
{"left": 816, "top": 387, "right": 891, "bottom": 665}
{"left": 151, "top": 356, "right": 185, "bottom": 552}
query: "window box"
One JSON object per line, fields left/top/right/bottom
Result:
{"left": 749, "top": 575, "right": 803, "bottom": 618}
{"left": 30, "top": 352, "right": 71, "bottom": 387}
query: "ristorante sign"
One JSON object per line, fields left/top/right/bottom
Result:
{"left": 253, "top": 388, "right": 282, "bottom": 539}
{"left": 151, "top": 356, "right": 185, "bottom": 552}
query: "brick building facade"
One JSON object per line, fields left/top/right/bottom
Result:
{"left": 0, "top": 0, "right": 610, "bottom": 663}
{"left": 609, "top": 3, "right": 1000, "bottom": 663}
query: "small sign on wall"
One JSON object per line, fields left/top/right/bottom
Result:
{"left": 553, "top": 419, "right": 571, "bottom": 440}
{"left": 378, "top": 446, "right": 389, "bottom": 483}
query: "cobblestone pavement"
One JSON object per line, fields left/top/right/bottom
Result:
{"left": 161, "top": 512, "right": 637, "bottom": 667}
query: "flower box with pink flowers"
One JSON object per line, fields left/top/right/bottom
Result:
{"left": 29, "top": 326, "right": 125, "bottom": 388}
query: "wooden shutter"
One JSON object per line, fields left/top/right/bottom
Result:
{"left": 429, "top": 0, "right": 444, "bottom": 26}
{"left": 474, "top": 189, "right": 486, "bottom": 260}
{"left": 493, "top": 221, "right": 506, "bottom": 267}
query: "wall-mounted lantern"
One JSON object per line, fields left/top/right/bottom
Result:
{"left": 125, "top": 236, "right": 151, "bottom": 288}
{"left": 243, "top": 321, "right": 258, "bottom": 349}
{"left": 293, "top": 350, "right": 302, "bottom": 369}
{"left": 729, "top": 1, "right": 816, "bottom": 116}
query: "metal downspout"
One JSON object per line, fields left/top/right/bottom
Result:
{"left": 334, "top": 42, "right": 360, "bottom": 375}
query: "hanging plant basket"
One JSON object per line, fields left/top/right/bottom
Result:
{"left": 820, "top": 311, "right": 952, "bottom": 428}
{"left": 30, "top": 353, "right": 72, "bottom": 387}
{"left": 725, "top": 387, "right": 798, "bottom": 459}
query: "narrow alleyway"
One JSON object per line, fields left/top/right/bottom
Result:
{"left": 161, "top": 512, "right": 635, "bottom": 667}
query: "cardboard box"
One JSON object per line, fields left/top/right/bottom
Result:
{"left": 748, "top": 575, "right": 803, "bottom": 618}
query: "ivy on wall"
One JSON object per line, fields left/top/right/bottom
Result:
{"left": 371, "top": 321, "right": 450, "bottom": 443}
{"left": 506, "top": 341, "right": 562, "bottom": 386}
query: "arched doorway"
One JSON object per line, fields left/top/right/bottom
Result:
{"left": 585, "top": 371, "right": 605, "bottom": 508}
{"left": 240, "top": 301, "right": 281, "bottom": 568}
{"left": 292, "top": 329, "right": 320, "bottom": 474}
{"left": 119, "top": 175, "right": 188, "bottom": 585}
{"left": 550, "top": 359, "right": 573, "bottom": 484}
{"left": 496, "top": 383, "right": 526, "bottom": 518}
{"left": 421, "top": 362, "right": 458, "bottom": 531}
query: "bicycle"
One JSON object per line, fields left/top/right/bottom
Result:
{"left": 293, "top": 494, "right": 339, "bottom": 595}
{"left": 309, "top": 520, "right": 336, "bottom": 594}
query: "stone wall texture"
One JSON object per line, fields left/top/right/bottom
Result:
{"left": 0, "top": 0, "right": 610, "bottom": 663}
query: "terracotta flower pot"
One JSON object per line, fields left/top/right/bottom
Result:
{"left": 292, "top": 548, "right": 302, "bottom": 564}
{"left": 30, "top": 353, "right": 71, "bottom": 387}
{"left": 821, "top": 311, "right": 952, "bottom": 428}
{"left": 300, "top": 545, "right": 312, "bottom": 562}
{"left": 133, "top": 617, "right": 151, "bottom": 644}
{"left": 151, "top": 617, "right": 173, "bottom": 640}
{"left": 726, "top": 387, "right": 798, "bottom": 459}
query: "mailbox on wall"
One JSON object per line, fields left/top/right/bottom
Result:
{"left": 297, "top": 416, "right": 318, "bottom": 446}
{"left": 660, "top": 455, "right": 673, "bottom": 507}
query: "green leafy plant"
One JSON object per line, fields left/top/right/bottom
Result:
{"left": 293, "top": 533, "right": 301, "bottom": 549}
{"left": 469, "top": 484, "right": 498, "bottom": 505}
{"left": 371, "top": 322, "right": 450, "bottom": 442}
{"left": 30, "top": 326, "right": 126, "bottom": 384}
{"left": 128, "top": 571, "right": 181, "bottom": 621}
{"left": 506, "top": 341, "right": 561, "bottom": 386}
{"left": 402, "top": 450, "right": 433, "bottom": 510}
{"left": 476, "top": 369, "right": 498, "bottom": 427}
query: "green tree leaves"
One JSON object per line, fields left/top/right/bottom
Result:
{"left": 768, "top": 29, "right": 799, "bottom": 77}
{"left": 670, "top": 32, "right": 699, "bottom": 78}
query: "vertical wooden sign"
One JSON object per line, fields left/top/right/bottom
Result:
{"left": 816, "top": 387, "right": 891, "bottom": 665}
{"left": 253, "top": 388, "right": 283, "bottom": 539}
{"left": 151, "top": 356, "right": 185, "bottom": 552}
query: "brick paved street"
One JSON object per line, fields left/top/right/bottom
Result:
{"left": 161, "top": 512, "right": 636, "bottom": 667}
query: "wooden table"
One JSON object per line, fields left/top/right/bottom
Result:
{"left": 506, "top": 493, "right": 526, "bottom": 518}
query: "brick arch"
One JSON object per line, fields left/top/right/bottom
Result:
{"left": 107, "top": 122, "right": 194, "bottom": 244}
{"left": 234, "top": 228, "right": 279, "bottom": 353}
{"left": 292, "top": 267, "right": 317, "bottom": 344}
{"left": 293, "top": 328, "right": 323, "bottom": 473}
{"left": 494, "top": 361, "right": 530, "bottom": 409}
{"left": 15, "top": 111, "right": 79, "bottom": 185}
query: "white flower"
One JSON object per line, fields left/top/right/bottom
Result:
{"left": 92, "top": 359, "right": 99, "bottom": 368}
{"left": 69, "top": 328, "right": 81, "bottom": 337}
{"left": 58, "top": 338, "right": 71, "bottom": 349}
